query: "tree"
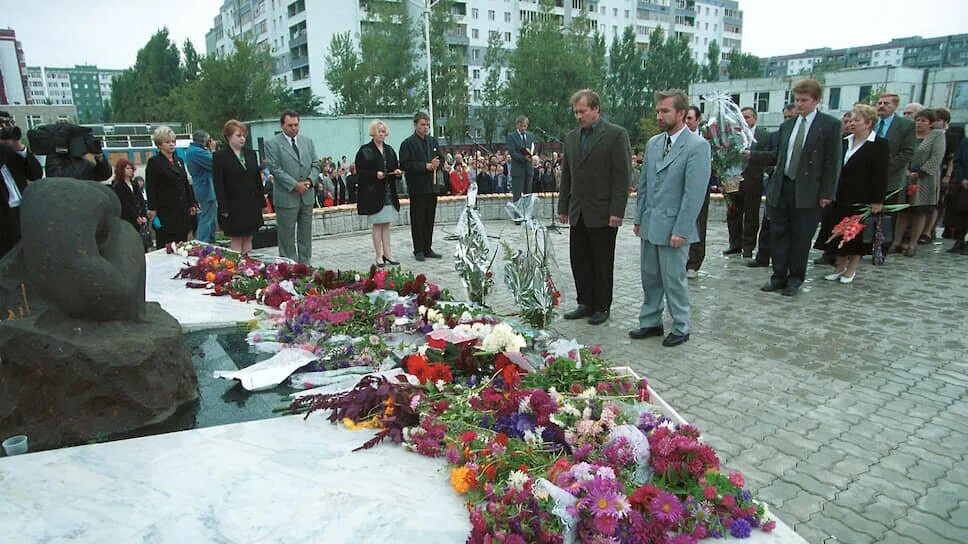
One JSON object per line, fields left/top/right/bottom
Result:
{"left": 642, "top": 27, "right": 699, "bottom": 105}
{"left": 111, "top": 28, "right": 183, "bottom": 121}
{"left": 726, "top": 51, "right": 761, "bottom": 79}
{"left": 704, "top": 40, "right": 721, "bottom": 82}
{"left": 101, "top": 100, "right": 112, "bottom": 123}
{"left": 183, "top": 39, "right": 201, "bottom": 81}
{"left": 604, "top": 26, "right": 647, "bottom": 144}
{"left": 477, "top": 32, "right": 506, "bottom": 144}
{"left": 428, "top": 0, "right": 470, "bottom": 143}
{"left": 324, "top": 1, "right": 421, "bottom": 114}
{"left": 505, "top": 0, "right": 605, "bottom": 138}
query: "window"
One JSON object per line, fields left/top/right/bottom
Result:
{"left": 504, "top": 12, "right": 511, "bottom": 22}
{"left": 472, "top": 8, "right": 478, "bottom": 19}
{"left": 828, "top": 87, "right": 841, "bottom": 110}
{"left": 472, "top": 49, "right": 481, "bottom": 60}
{"left": 755, "top": 92, "right": 769, "bottom": 112}
{"left": 27, "top": 115, "right": 42, "bottom": 129}
{"left": 504, "top": 32, "right": 511, "bottom": 43}
{"left": 784, "top": 90, "right": 792, "bottom": 105}
{"left": 474, "top": 89, "right": 482, "bottom": 100}
{"left": 625, "top": 10, "right": 629, "bottom": 18}
{"left": 613, "top": 8, "right": 618, "bottom": 16}
{"left": 859, "top": 85, "right": 873, "bottom": 102}
{"left": 488, "top": 10, "right": 495, "bottom": 21}
{"left": 472, "top": 28, "right": 479, "bottom": 39}
{"left": 730, "top": 94, "right": 740, "bottom": 105}
{"left": 489, "top": 30, "right": 499, "bottom": 40}
{"left": 472, "top": 69, "right": 480, "bottom": 79}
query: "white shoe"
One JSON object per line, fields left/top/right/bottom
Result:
{"left": 824, "top": 271, "right": 844, "bottom": 281}
{"left": 839, "top": 274, "right": 855, "bottom": 284}
{"left": 686, "top": 269, "right": 698, "bottom": 279}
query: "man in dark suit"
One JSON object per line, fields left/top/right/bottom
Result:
{"left": 874, "top": 93, "right": 917, "bottom": 204}
{"left": 264, "top": 110, "right": 319, "bottom": 264}
{"left": 748, "top": 104, "right": 796, "bottom": 268}
{"left": 724, "top": 107, "right": 769, "bottom": 258}
{"left": 746, "top": 79, "right": 842, "bottom": 297}
{"left": 399, "top": 111, "right": 445, "bottom": 262}
{"left": 506, "top": 115, "right": 535, "bottom": 220}
{"left": 0, "top": 133, "right": 44, "bottom": 258}
{"left": 558, "top": 89, "right": 631, "bottom": 325}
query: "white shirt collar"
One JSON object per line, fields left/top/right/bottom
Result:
{"left": 668, "top": 125, "right": 689, "bottom": 147}
{"left": 843, "top": 131, "right": 876, "bottom": 164}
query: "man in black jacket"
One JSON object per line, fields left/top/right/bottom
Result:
{"left": 399, "top": 112, "right": 445, "bottom": 262}
{"left": 0, "top": 134, "right": 44, "bottom": 257}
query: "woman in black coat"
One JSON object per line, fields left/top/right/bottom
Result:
{"left": 112, "top": 158, "right": 147, "bottom": 232}
{"left": 212, "top": 119, "right": 265, "bottom": 253}
{"left": 146, "top": 126, "right": 197, "bottom": 249}
{"left": 355, "top": 119, "right": 402, "bottom": 267}
{"left": 821, "top": 104, "right": 888, "bottom": 284}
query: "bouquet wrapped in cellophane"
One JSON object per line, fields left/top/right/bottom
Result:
{"left": 454, "top": 204, "right": 496, "bottom": 306}
{"left": 502, "top": 195, "right": 560, "bottom": 329}
{"left": 701, "top": 92, "right": 755, "bottom": 193}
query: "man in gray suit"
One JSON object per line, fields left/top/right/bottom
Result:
{"left": 506, "top": 115, "right": 535, "bottom": 221}
{"left": 875, "top": 93, "right": 917, "bottom": 204}
{"left": 558, "top": 89, "right": 631, "bottom": 326}
{"left": 264, "top": 110, "right": 319, "bottom": 264}
{"left": 631, "top": 89, "right": 711, "bottom": 347}
{"left": 747, "top": 79, "right": 842, "bottom": 296}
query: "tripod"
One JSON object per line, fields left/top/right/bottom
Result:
{"left": 534, "top": 127, "right": 566, "bottom": 234}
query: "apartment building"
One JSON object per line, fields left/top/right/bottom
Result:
{"left": 0, "top": 29, "right": 29, "bottom": 105}
{"left": 25, "top": 65, "right": 123, "bottom": 123}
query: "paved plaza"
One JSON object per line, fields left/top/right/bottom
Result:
{"left": 265, "top": 203, "right": 968, "bottom": 544}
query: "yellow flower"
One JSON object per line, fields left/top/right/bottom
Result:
{"left": 450, "top": 466, "right": 477, "bottom": 494}
{"left": 342, "top": 417, "right": 380, "bottom": 431}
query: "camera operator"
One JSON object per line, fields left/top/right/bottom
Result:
{"left": 0, "top": 111, "right": 44, "bottom": 257}
{"left": 31, "top": 123, "right": 111, "bottom": 182}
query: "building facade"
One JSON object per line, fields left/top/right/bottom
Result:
{"left": 205, "top": 0, "right": 744, "bottom": 121}
{"left": 25, "top": 65, "right": 123, "bottom": 123}
{"left": 763, "top": 33, "right": 968, "bottom": 78}
{"left": 0, "top": 29, "right": 29, "bottom": 105}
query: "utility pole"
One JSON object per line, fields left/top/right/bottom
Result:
{"left": 409, "top": 0, "right": 441, "bottom": 135}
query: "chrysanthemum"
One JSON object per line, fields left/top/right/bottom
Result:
{"left": 648, "top": 491, "right": 684, "bottom": 525}
{"left": 729, "top": 518, "right": 752, "bottom": 538}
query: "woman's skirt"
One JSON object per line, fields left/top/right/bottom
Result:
{"left": 367, "top": 204, "right": 398, "bottom": 226}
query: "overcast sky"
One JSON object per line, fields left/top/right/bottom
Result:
{"left": 2, "top": 0, "right": 966, "bottom": 68}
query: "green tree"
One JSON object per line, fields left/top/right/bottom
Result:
{"left": 183, "top": 39, "right": 201, "bottom": 81}
{"left": 324, "top": 1, "right": 420, "bottom": 114}
{"left": 726, "top": 51, "right": 761, "bottom": 79}
{"left": 477, "top": 32, "right": 506, "bottom": 144}
{"left": 101, "top": 100, "right": 112, "bottom": 123}
{"left": 604, "top": 26, "right": 647, "bottom": 144}
{"left": 642, "top": 27, "right": 699, "bottom": 105}
{"left": 428, "top": 0, "right": 470, "bottom": 143}
{"left": 704, "top": 40, "right": 721, "bottom": 82}
{"left": 111, "top": 28, "right": 184, "bottom": 121}
{"left": 505, "top": 0, "right": 605, "bottom": 138}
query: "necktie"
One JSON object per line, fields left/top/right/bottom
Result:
{"left": 875, "top": 119, "right": 885, "bottom": 138}
{"left": 291, "top": 137, "right": 300, "bottom": 160}
{"left": 786, "top": 117, "right": 807, "bottom": 179}
{"left": 520, "top": 132, "right": 525, "bottom": 143}
{"left": 663, "top": 134, "right": 671, "bottom": 158}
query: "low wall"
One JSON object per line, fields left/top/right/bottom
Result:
{"left": 265, "top": 192, "right": 730, "bottom": 237}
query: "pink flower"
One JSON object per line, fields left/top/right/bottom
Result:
{"left": 729, "top": 470, "right": 745, "bottom": 488}
{"left": 648, "top": 490, "right": 684, "bottom": 525}
{"left": 763, "top": 520, "right": 777, "bottom": 532}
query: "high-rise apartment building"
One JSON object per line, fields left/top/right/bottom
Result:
{"left": 25, "top": 65, "right": 123, "bottom": 123}
{"left": 0, "top": 29, "right": 29, "bottom": 105}
{"left": 206, "top": 0, "right": 743, "bottom": 116}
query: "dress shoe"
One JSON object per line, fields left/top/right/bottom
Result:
{"left": 760, "top": 281, "right": 784, "bottom": 292}
{"left": 686, "top": 269, "right": 698, "bottom": 279}
{"left": 722, "top": 247, "right": 741, "bottom": 256}
{"left": 563, "top": 305, "right": 593, "bottom": 320}
{"left": 662, "top": 332, "right": 690, "bottom": 347}
{"left": 747, "top": 260, "right": 769, "bottom": 268}
{"left": 425, "top": 249, "right": 443, "bottom": 259}
{"left": 781, "top": 284, "right": 800, "bottom": 297}
{"left": 839, "top": 274, "right": 855, "bottom": 284}
{"left": 903, "top": 247, "right": 916, "bottom": 257}
{"left": 629, "top": 326, "right": 664, "bottom": 339}
{"left": 742, "top": 251, "right": 753, "bottom": 259}
{"left": 414, "top": 251, "right": 426, "bottom": 262}
{"left": 917, "top": 235, "right": 932, "bottom": 245}
{"left": 587, "top": 310, "right": 610, "bottom": 325}
{"left": 824, "top": 270, "right": 845, "bottom": 281}
{"left": 946, "top": 241, "right": 965, "bottom": 253}
{"left": 383, "top": 256, "right": 400, "bottom": 266}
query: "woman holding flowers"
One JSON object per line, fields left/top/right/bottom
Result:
{"left": 822, "top": 104, "right": 888, "bottom": 284}
{"left": 891, "top": 108, "right": 946, "bottom": 257}
{"left": 355, "top": 120, "right": 402, "bottom": 268}
{"left": 212, "top": 119, "right": 266, "bottom": 253}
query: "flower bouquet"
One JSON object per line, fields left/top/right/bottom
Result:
{"left": 454, "top": 205, "right": 496, "bottom": 306}
{"left": 701, "top": 92, "right": 755, "bottom": 193}
{"left": 503, "top": 195, "right": 560, "bottom": 329}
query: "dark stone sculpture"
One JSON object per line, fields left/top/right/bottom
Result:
{"left": 0, "top": 179, "right": 197, "bottom": 450}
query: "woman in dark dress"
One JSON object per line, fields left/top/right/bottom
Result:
{"left": 146, "top": 126, "right": 197, "bottom": 249}
{"left": 212, "top": 119, "right": 265, "bottom": 253}
{"left": 822, "top": 104, "right": 888, "bottom": 284}
{"left": 355, "top": 119, "right": 402, "bottom": 268}
{"left": 112, "top": 158, "right": 147, "bottom": 232}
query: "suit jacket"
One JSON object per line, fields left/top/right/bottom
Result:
{"left": 113, "top": 179, "right": 146, "bottom": 230}
{"left": 0, "top": 146, "right": 43, "bottom": 245}
{"left": 908, "top": 128, "right": 946, "bottom": 207}
{"left": 399, "top": 132, "right": 444, "bottom": 196}
{"left": 835, "top": 135, "right": 889, "bottom": 206}
{"left": 185, "top": 142, "right": 215, "bottom": 203}
{"left": 557, "top": 120, "right": 631, "bottom": 228}
{"left": 506, "top": 130, "right": 536, "bottom": 166}
{"left": 145, "top": 153, "right": 196, "bottom": 235}
{"left": 212, "top": 148, "right": 266, "bottom": 235}
{"left": 880, "top": 114, "right": 917, "bottom": 194}
{"left": 741, "top": 125, "right": 769, "bottom": 189}
{"left": 354, "top": 140, "right": 400, "bottom": 215}
{"left": 752, "top": 111, "right": 843, "bottom": 208}
{"left": 636, "top": 129, "right": 712, "bottom": 245}
{"left": 264, "top": 132, "right": 319, "bottom": 208}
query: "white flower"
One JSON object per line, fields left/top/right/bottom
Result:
{"left": 417, "top": 344, "right": 429, "bottom": 355}
{"left": 561, "top": 404, "right": 581, "bottom": 418}
{"left": 481, "top": 323, "right": 526, "bottom": 353}
{"left": 507, "top": 470, "right": 529, "bottom": 490}
{"left": 523, "top": 426, "right": 545, "bottom": 448}
{"left": 518, "top": 394, "right": 532, "bottom": 413}
{"left": 577, "top": 386, "right": 597, "bottom": 400}
{"left": 571, "top": 462, "right": 594, "bottom": 481}
{"left": 596, "top": 466, "right": 616, "bottom": 480}
{"left": 279, "top": 280, "right": 297, "bottom": 295}
{"left": 435, "top": 379, "right": 445, "bottom": 390}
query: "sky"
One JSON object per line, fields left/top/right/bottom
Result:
{"left": 2, "top": 0, "right": 966, "bottom": 69}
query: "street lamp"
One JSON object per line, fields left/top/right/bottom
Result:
{"left": 408, "top": 0, "right": 441, "bottom": 135}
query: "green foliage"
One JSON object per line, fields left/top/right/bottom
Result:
{"left": 604, "top": 26, "right": 647, "bottom": 144}
{"left": 726, "top": 51, "right": 761, "bottom": 79}
{"left": 642, "top": 27, "right": 699, "bottom": 102}
{"left": 505, "top": 0, "right": 605, "bottom": 139}
{"left": 182, "top": 39, "right": 201, "bottom": 82}
{"left": 429, "top": 0, "right": 470, "bottom": 143}
{"left": 111, "top": 28, "right": 183, "bottom": 121}
{"left": 477, "top": 33, "right": 507, "bottom": 143}
{"left": 704, "top": 40, "right": 721, "bottom": 82}
{"left": 638, "top": 116, "right": 661, "bottom": 149}
{"left": 859, "top": 84, "right": 888, "bottom": 106}
{"left": 101, "top": 100, "right": 112, "bottom": 123}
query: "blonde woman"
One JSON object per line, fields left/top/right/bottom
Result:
{"left": 145, "top": 126, "right": 197, "bottom": 248}
{"left": 355, "top": 120, "right": 402, "bottom": 267}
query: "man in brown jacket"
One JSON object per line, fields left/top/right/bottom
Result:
{"left": 557, "top": 89, "right": 631, "bottom": 325}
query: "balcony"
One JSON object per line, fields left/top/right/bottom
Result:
{"left": 290, "top": 55, "right": 309, "bottom": 69}
{"left": 290, "top": 31, "right": 307, "bottom": 48}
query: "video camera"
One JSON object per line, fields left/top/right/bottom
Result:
{"left": 0, "top": 110, "right": 22, "bottom": 142}
{"left": 27, "top": 122, "right": 102, "bottom": 158}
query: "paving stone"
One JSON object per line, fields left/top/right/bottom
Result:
{"left": 833, "top": 482, "right": 880, "bottom": 511}
{"left": 822, "top": 503, "right": 890, "bottom": 540}
{"left": 780, "top": 490, "right": 827, "bottom": 523}
{"left": 798, "top": 512, "right": 875, "bottom": 544}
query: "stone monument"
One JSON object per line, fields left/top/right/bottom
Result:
{"left": 0, "top": 178, "right": 198, "bottom": 450}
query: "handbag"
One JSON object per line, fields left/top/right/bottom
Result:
{"left": 862, "top": 213, "right": 893, "bottom": 244}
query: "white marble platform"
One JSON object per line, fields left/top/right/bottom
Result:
{"left": 145, "top": 250, "right": 271, "bottom": 332}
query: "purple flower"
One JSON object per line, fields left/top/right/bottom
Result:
{"left": 729, "top": 518, "right": 752, "bottom": 539}
{"left": 445, "top": 447, "right": 460, "bottom": 464}
{"left": 648, "top": 491, "right": 684, "bottom": 525}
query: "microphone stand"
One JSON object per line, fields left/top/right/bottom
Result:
{"left": 533, "top": 127, "right": 566, "bottom": 234}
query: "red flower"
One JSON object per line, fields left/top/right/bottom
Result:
{"left": 405, "top": 354, "right": 432, "bottom": 384}
{"left": 427, "top": 336, "right": 447, "bottom": 350}
{"left": 703, "top": 486, "right": 718, "bottom": 500}
{"left": 461, "top": 431, "right": 478, "bottom": 443}
{"left": 906, "top": 184, "right": 919, "bottom": 196}
{"left": 494, "top": 433, "right": 509, "bottom": 447}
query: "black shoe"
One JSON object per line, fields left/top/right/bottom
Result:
{"left": 383, "top": 256, "right": 400, "bottom": 266}
{"left": 760, "top": 281, "right": 784, "bottom": 292}
{"left": 722, "top": 247, "right": 742, "bottom": 256}
{"left": 946, "top": 241, "right": 965, "bottom": 254}
{"left": 587, "top": 310, "right": 610, "bottom": 325}
{"left": 425, "top": 249, "right": 443, "bottom": 259}
{"left": 414, "top": 251, "right": 426, "bottom": 262}
{"left": 375, "top": 261, "right": 386, "bottom": 269}
{"left": 662, "top": 332, "right": 690, "bottom": 347}
{"left": 747, "top": 260, "right": 769, "bottom": 268}
{"left": 781, "top": 284, "right": 800, "bottom": 297}
{"left": 629, "top": 326, "right": 664, "bottom": 339}
{"left": 917, "top": 235, "right": 932, "bottom": 245}
{"left": 563, "top": 305, "right": 593, "bottom": 320}
{"left": 743, "top": 251, "right": 753, "bottom": 259}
